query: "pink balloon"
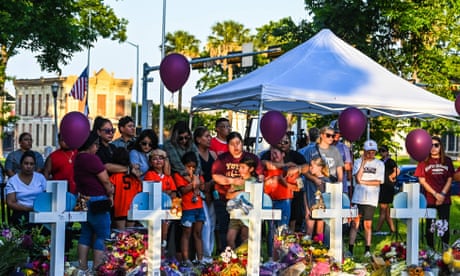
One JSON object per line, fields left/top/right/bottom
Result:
{"left": 260, "top": 111, "right": 287, "bottom": 145}
{"left": 405, "top": 129, "right": 432, "bottom": 162}
{"left": 455, "top": 95, "right": 460, "bottom": 115}
{"left": 338, "top": 107, "right": 367, "bottom": 142}
{"left": 160, "top": 53, "right": 190, "bottom": 92}
{"left": 60, "top": 111, "right": 90, "bottom": 149}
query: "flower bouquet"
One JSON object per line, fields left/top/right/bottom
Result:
{"left": 0, "top": 224, "right": 51, "bottom": 276}
{"left": 97, "top": 230, "right": 148, "bottom": 275}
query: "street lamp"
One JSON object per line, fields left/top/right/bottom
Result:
{"left": 51, "top": 82, "right": 59, "bottom": 148}
{"left": 127, "top": 41, "right": 140, "bottom": 127}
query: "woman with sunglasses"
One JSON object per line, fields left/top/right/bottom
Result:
{"left": 130, "top": 129, "right": 159, "bottom": 179}
{"left": 164, "top": 121, "right": 201, "bottom": 180}
{"left": 414, "top": 136, "right": 454, "bottom": 249}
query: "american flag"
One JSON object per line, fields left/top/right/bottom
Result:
{"left": 70, "top": 67, "right": 88, "bottom": 100}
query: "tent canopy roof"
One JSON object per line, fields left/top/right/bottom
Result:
{"left": 191, "top": 29, "right": 458, "bottom": 120}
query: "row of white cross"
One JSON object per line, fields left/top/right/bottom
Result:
{"left": 29, "top": 181, "right": 435, "bottom": 276}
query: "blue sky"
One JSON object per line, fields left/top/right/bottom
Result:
{"left": 6, "top": 0, "right": 308, "bottom": 106}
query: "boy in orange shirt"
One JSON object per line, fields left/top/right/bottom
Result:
{"left": 110, "top": 147, "right": 142, "bottom": 230}
{"left": 173, "top": 151, "right": 205, "bottom": 266}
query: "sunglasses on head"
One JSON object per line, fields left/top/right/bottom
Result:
{"left": 140, "top": 141, "right": 153, "bottom": 147}
{"left": 101, "top": 128, "right": 115, "bottom": 134}
{"left": 432, "top": 143, "right": 440, "bottom": 148}
{"left": 178, "top": 135, "right": 190, "bottom": 141}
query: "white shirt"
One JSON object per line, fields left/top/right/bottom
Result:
{"left": 352, "top": 158, "right": 384, "bottom": 207}
{"left": 5, "top": 172, "right": 47, "bottom": 208}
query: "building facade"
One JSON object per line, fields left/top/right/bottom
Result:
{"left": 13, "top": 68, "right": 133, "bottom": 154}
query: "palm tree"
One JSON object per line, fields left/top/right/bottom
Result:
{"left": 164, "top": 30, "right": 200, "bottom": 112}
{"left": 206, "top": 20, "right": 252, "bottom": 124}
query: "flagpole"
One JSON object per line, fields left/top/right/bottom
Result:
{"left": 159, "top": 0, "right": 166, "bottom": 146}
{"left": 84, "top": 12, "right": 92, "bottom": 117}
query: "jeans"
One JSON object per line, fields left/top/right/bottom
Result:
{"left": 202, "top": 201, "right": 216, "bottom": 257}
{"left": 267, "top": 199, "right": 291, "bottom": 258}
{"left": 79, "top": 195, "right": 111, "bottom": 251}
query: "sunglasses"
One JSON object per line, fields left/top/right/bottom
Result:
{"left": 101, "top": 128, "right": 115, "bottom": 134}
{"left": 379, "top": 149, "right": 387, "bottom": 153}
{"left": 278, "top": 140, "right": 289, "bottom": 145}
{"left": 324, "top": 133, "right": 334, "bottom": 138}
{"left": 218, "top": 125, "right": 232, "bottom": 129}
{"left": 140, "top": 141, "right": 153, "bottom": 147}
{"left": 432, "top": 143, "right": 440, "bottom": 148}
{"left": 178, "top": 135, "right": 190, "bottom": 141}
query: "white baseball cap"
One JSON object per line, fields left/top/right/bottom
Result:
{"left": 363, "top": 140, "right": 378, "bottom": 151}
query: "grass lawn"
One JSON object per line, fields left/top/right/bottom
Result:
{"left": 348, "top": 195, "right": 460, "bottom": 263}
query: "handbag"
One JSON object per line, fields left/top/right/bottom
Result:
{"left": 89, "top": 199, "right": 112, "bottom": 214}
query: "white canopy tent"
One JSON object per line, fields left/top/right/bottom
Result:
{"left": 191, "top": 29, "right": 458, "bottom": 120}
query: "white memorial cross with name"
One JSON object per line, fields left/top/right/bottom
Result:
{"left": 128, "top": 181, "right": 180, "bottom": 276}
{"left": 311, "top": 182, "right": 358, "bottom": 264}
{"left": 390, "top": 182, "right": 436, "bottom": 265}
{"left": 229, "top": 182, "right": 281, "bottom": 276}
{"left": 29, "top": 181, "right": 87, "bottom": 276}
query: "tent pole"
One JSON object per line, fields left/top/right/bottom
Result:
{"left": 366, "top": 110, "right": 371, "bottom": 140}
{"left": 254, "top": 98, "right": 264, "bottom": 154}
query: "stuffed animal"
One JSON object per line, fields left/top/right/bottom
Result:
{"left": 170, "top": 197, "right": 182, "bottom": 217}
{"left": 311, "top": 189, "right": 325, "bottom": 210}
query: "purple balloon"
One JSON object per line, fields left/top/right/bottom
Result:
{"left": 405, "top": 129, "right": 432, "bottom": 162}
{"left": 260, "top": 111, "right": 287, "bottom": 145}
{"left": 455, "top": 95, "right": 460, "bottom": 115}
{"left": 338, "top": 107, "right": 367, "bottom": 142}
{"left": 59, "top": 111, "right": 90, "bottom": 149}
{"left": 159, "top": 53, "right": 190, "bottom": 92}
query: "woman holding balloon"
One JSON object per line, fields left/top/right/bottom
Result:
{"left": 414, "top": 136, "right": 454, "bottom": 249}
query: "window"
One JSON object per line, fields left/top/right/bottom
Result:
{"left": 38, "top": 95, "right": 42, "bottom": 116}
{"left": 97, "top": 94, "right": 106, "bottom": 115}
{"left": 31, "top": 95, "right": 35, "bottom": 116}
{"left": 18, "top": 95, "right": 22, "bottom": 115}
{"left": 116, "top": 96, "right": 125, "bottom": 116}
{"left": 46, "top": 94, "right": 50, "bottom": 116}
{"left": 25, "top": 95, "right": 29, "bottom": 116}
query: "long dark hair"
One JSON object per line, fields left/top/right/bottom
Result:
{"left": 132, "top": 129, "right": 158, "bottom": 152}
{"left": 426, "top": 136, "right": 447, "bottom": 164}
{"left": 170, "top": 121, "right": 192, "bottom": 148}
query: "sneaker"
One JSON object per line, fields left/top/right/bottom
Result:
{"left": 364, "top": 251, "right": 372, "bottom": 258}
{"left": 181, "top": 259, "right": 194, "bottom": 267}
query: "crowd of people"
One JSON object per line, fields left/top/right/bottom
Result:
{"left": 1, "top": 115, "right": 458, "bottom": 273}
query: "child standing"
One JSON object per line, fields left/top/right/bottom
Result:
{"left": 144, "top": 149, "right": 177, "bottom": 256}
{"left": 305, "top": 156, "right": 330, "bottom": 241}
{"left": 110, "top": 147, "right": 142, "bottom": 230}
{"left": 226, "top": 156, "right": 257, "bottom": 249}
{"left": 173, "top": 151, "right": 205, "bottom": 266}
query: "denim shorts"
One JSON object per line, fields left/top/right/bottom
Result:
{"left": 79, "top": 195, "right": 111, "bottom": 251}
{"left": 181, "top": 208, "right": 205, "bottom": 227}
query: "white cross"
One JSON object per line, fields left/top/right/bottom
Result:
{"left": 29, "top": 181, "right": 87, "bottom": 276}
{"left": 311, "top": 182, "right": 358, "bottom": 264}
{"left": 390, "top": 182, "right": 436, "bottom": 265}
{"left": 128, "top": 181, "right": 180, "bottom": 276}
{"left": 228, "top": 181, "right": 281, "bottom": 276}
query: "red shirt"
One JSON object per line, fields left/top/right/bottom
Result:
{"left": 211, "top": 151, "right": 263, "bottom": 196}
{"left": 48, "top": 149, "right": 77, "bottom": 194}
{"left": 210, "top": 137, "right": 228, "bottom": 156}
{"left": 414, "top": 157, "right": 454, "bottom": 205}
{"left": 174, "top": 173, "right": 204, "bottom": 210}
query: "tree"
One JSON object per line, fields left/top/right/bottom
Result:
{"left": 164, "top": 30, "right": 200, "bottom": 112}
{"left": 303, "top": 0, "right": 460, "bottom": 140}
{"left": 0, "top": 0, "right": 127, "bottom": 155}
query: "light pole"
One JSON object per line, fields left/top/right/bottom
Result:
{"left": 51, "top": 82, "right": 59, "bottom": 148}
{"left": 127, "top": 41, "right": 140, "bottom": 127}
